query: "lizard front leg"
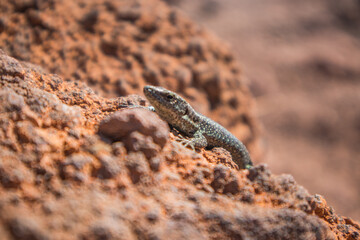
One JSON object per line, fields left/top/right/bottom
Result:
{"left": 176, "top": 130, "right": 207, "bottom": 151}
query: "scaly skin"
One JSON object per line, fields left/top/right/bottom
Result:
{"left": 143, "top": 85, "right": 253, "bottom": 169}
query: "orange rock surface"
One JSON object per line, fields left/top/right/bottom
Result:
{"left": 0, "top": 0, "right": 359, "bottom": 239}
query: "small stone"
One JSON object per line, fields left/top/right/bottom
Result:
{"left": 146, "top": 211, "right": 159, "bottom": 222}
{"left": 85, "top": 219, "right": 133, "bottom": 240}
{"left": 100, "top": 37, "right": 118, "bottom": 57}
{"left": 125, "top": 152, "right": 150, "bottom": 184}
{"left": 98, "top": 108, "right": 169, "bottom": 148}
{"left": 0, "top": 88, "right": 25, "bottom": 112}
{"left": 97, "top": 155, "right": 121, "bottom": 179}
{"left": 0, "top": 160, "right": 32, "bottom": 189}
{"left": 124, "top": 131, "right": 160, "bottom": 159}
{"left": 116, "top": 7, "right": 141, "bottom": 22}
{"left": 247, "top": 164, "right": 271, "bottom": 181}
{"left": 80, "top": 9, "right": 98, "bottom": 32}
{"left": 112, "top": 142, "right": 127, "bottom": 156}
{"left": 210, "top": 165, "right": 229, "bottom": 193}
{"left": 148, "top": 157, "right": 162, "bottom": 172}
{"left": 42, "top": 201, "right": 56, "bottom": 215}
{"left": 0, "top": 51, "right": 24, "bottom": 77}
{"left": 64, "top": 153, "right": 93, "bottom": 170}
{"left": 223, "top": 178, "right": 240, "bottom": 195}
{"left": 7, "top": 217, "right": 49, "bottom": 240}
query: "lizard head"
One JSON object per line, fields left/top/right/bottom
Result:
{"left": 143, "top": 85, "right": 191, "bottom": 118}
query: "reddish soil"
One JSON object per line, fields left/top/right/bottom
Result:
{"left": 170, "top": 0, "right": 360, "bottom": 220}
{"left": 0, "top": 0, "right": 359, "bottom": 239}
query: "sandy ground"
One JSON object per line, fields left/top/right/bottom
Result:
{"left": 170, "top": 0, "right": 360, "bottom": 220}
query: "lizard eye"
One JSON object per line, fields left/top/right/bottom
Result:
{"left": 167, "top": 95, "right": 174, "bottom": 100}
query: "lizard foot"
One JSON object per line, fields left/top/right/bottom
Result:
{"left": 175, "top": 135, "right": 195, "bottom": 151}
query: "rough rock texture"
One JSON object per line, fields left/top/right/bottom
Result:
{"left": 0, "top": 0, "right": 359, "bottom": 240}
{"left": 0, "top": 43, "right": 358, "bottom": 240}
{"left": 170, "top": 0, "right": 360, "bottom": 221}
{"left": 0, "top": 0, "right": 261, "bottom": 161}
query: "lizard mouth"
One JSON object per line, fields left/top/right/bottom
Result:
{"left": 143, "top": 85, "right": 152, "bottom": 92}
{"left": 143, "top": 85, "right": 156, "bottom": 100}
{"left": 143, "top": 85, "right": 168, "bottom": 100}
{"left": 143, "top": 85, "right": 164, "bottom": 107}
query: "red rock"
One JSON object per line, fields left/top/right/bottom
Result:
{"left": 99, "top": 108, "right": 169, "bottom": 148}
{"left": 0, "top": 1, "right": 357, "bottom": 239}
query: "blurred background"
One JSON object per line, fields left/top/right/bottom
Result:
{"left": 165, "top": 0, "right": 360, "bottom": 220}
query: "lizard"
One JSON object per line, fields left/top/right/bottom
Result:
{"left": 143, "top": 85, "right": 253, "bottom": 170}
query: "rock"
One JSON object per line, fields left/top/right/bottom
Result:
{"left": 0, "top": 159, "right": 33, "bottom": 189}
{"left": 210, "top": 164, "right": 228, "bottom": 193}
{"left": 80, "top": 9, "right": 99, "bottom": 32}
{"left": 7, "top": 217, "right": 49, "bottom": 240}
{"left": 64, "top": 153, "right": 94, "bottom": 170}
{"left": 85, "top": 219, "right": 133, "bottom": 240}
{"left": 223, "top": 175, "right": 240, "bottom": 195}
{"left": 125, "top": 152, "right": 150, "bottom": 184}
{"left": 124, "top": 131, "right": 160, "bottom": 159}
{"left": 98, "top": 108, "right": 169, "bottom": 148}
{"left": 233, "top": 208, "right": 336, "bottom": 240}
{"left": 0, "top": 1, "right": 357, "bottom": 239}
{"left": 96, "top": 154, "right": 121, "bottom": 179}
{"left": 0, "top": 51, "right": 24, "bottom": 77}
{"left": 0, "top": 88, "right": 25, "bottom": 112}
{"left": 116, "top": 7, "right": 141, "bottom": 22}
